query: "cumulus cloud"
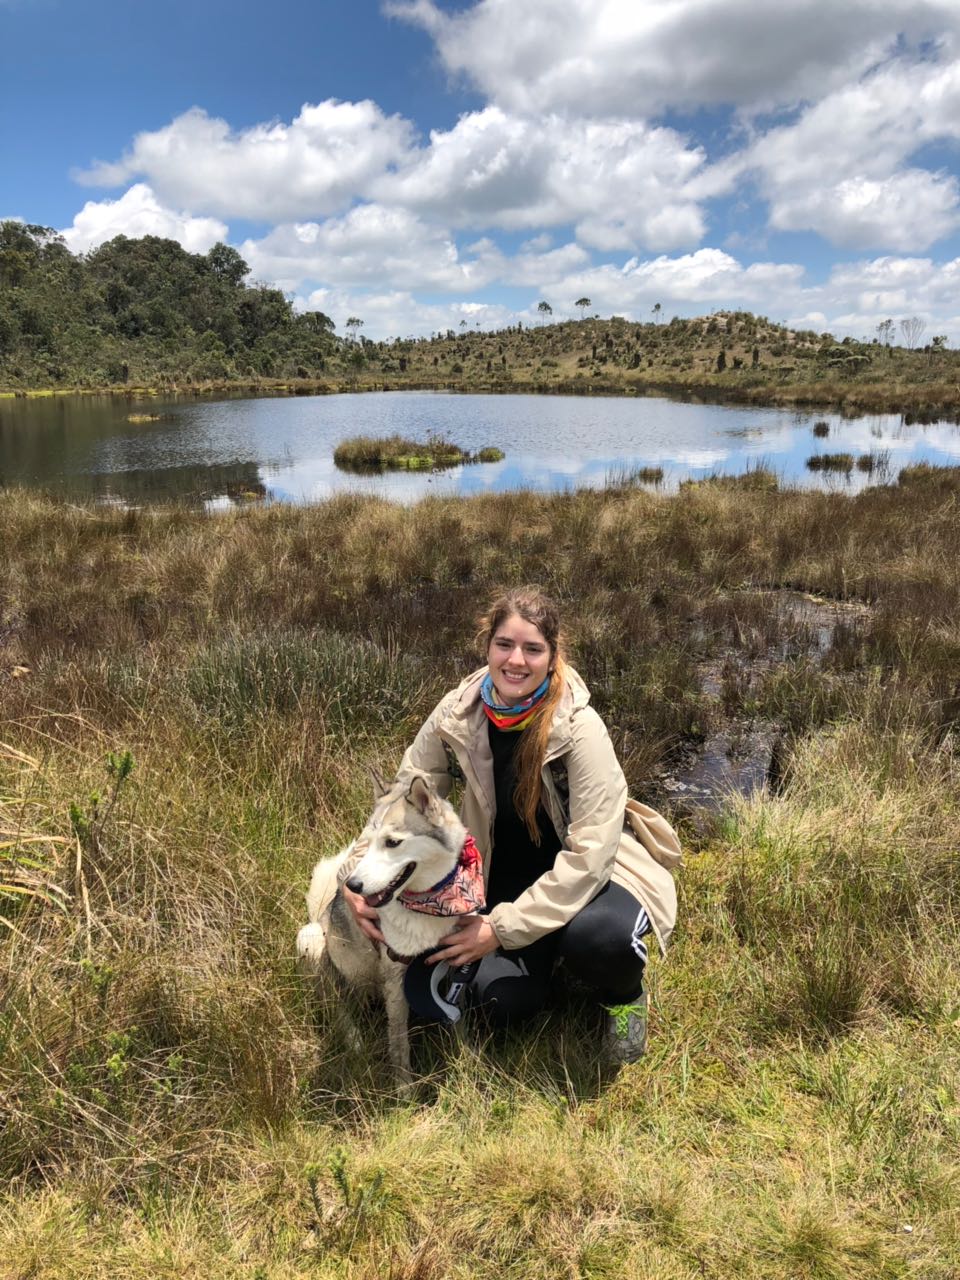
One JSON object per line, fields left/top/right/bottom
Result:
{"left": 242, "top": 205, "right": 501, "bottom": 293}
{"left": 55, "top": 1, "right": 960, "bottom": 339}
{"left": 375, "top": 108, "right": 707, "bottom": 250}
{"left": 276, "top": 244, "right": 960, "bottom": 342}
{"left": 75, "top": 101, "right": 416, "bottom": 221}
{"left": 544, "top": 248, "right": 805, "bottom": 315}
{"left": 821, "top": 254, "right": 960, "bottom": 327}
{"left": 739, "top": 56, "right": 960, "bottom": 248}
{"left": 61, "top": 183, "right": 227, "bottom": 253}
{"left": 388, "top": 0, "right": 960, "bottom": 116}
{"left": 77, "top": 101, "right": 708, "bottom": 253}
{"left": 241, "top": 207, "right": 592, "bottom": 295}
{"left": 767, "top": 171, "right": 960, "bottom": 251}
{"left": 296, "top": 287, "right": 515, "bottom": 341}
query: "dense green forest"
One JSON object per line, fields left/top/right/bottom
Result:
{"left": 3, "top": 220, "right": 960, "bottom": 414}
{"left": 0, "top": 221, "right": 337, "bottom": 387}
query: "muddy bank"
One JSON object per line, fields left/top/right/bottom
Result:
{"left": 657, "top": 590, "right": 871, "bottom": 826}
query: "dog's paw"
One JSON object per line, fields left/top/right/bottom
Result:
{"left": 296, "top": 922, "right": 327, "bottom": 971}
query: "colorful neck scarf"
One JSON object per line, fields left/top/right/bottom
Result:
{"left": 480, "top": 672, "right": 550, "bottom": 731}
{"left": 397, "top": 832, "right": 486, "bottom": 917}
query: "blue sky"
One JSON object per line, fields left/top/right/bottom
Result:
{"left": 4, "top": 0, "right": 960, "bottom": 341}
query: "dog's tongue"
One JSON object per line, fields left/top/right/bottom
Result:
{"left": 362, "top": 862, "right": 417, "bottom": 910}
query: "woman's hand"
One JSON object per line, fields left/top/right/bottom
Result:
{"left": 342, "top": 883, "right": 386, "bottom": 946}
{"left": 427, "top": 915, "right": 499, "bottom": 966}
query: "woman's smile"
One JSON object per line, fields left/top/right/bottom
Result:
{"left": 487, "top": 612, "right": 552, "bottom": 704}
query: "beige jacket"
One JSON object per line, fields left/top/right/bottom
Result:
{"left": 395, "top": 666, "right": 680, "bottom": 954}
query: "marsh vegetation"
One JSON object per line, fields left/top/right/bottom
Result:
{"left": 333, "top": 433, "right": 504, "bottom": 473}
{"left": 1, "top": 467, "right": 959, "bottom": 1277}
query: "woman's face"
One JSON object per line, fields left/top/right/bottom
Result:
{"left": 487, "top": 612, "right": 553, "bottom": 705}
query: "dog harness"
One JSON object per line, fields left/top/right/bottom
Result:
{"left": 396, "top": 832, "right": 486, "bottom": 916}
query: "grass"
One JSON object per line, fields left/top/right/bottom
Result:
{"left": 332, "top": 434, "right": 504, "bottom": 473}
{"left": 1, "top": 473, "right": 959, "bottom": 1276}
{"left": 807, "top": 453, "right": 855, "bottom": 473}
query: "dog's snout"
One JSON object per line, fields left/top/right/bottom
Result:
{"left": 345, "top": 875, "right": 363, "bottom": 895}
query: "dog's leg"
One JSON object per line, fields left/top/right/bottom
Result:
{"left": 296, "top": 922, "right": 327, "bottom": 974}
{"left": 298, "top": 919, "right": 367, "bottom": 1053}
{"left": 382, "top": 959, "right": 413, "bottom": 1086}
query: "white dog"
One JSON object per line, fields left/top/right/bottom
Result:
{"left": 296, "top": 771, "right": 485, "bottom": 1083}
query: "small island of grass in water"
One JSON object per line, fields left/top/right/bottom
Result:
{"left": 333, "top": 432, "right": 504, "bottom": 473}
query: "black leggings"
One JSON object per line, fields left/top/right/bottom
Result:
{"left": 470, "top": 881, "right": 649, "bottom": 1027}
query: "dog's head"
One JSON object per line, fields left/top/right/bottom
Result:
{"left": 345, "top": 772, "right": 467, "bottom": 908}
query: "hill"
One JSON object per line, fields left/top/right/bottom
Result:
{"left": 2, "top": 222, "right": 959, "bottom": 414}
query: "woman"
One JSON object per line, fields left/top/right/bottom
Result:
{"left": 343, "top": 586, "right": 679, "bottom": 1062}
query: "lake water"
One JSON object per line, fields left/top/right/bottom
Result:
{"left": 2, "top": 390, "right": 959, "bottom": 507}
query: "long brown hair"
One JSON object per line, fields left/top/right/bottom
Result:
{"left": 478, "top": 587, "right": 567, "bottom": 843}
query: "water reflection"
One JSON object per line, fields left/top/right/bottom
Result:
{"left": 86, "top": 462, "right": 266, "bottom": 505}
{"left": 1, "top": 390, "right": 959, "bottom": 506}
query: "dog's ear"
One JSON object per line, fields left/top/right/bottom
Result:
{"left": 406, "top": 774, "right": 438, "bottom": 817}
{"left": 369, "top": 767, "right": 391, "bottom": 800}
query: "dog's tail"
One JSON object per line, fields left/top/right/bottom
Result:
{"left": 305, "top": 846, "right": 355, "bottom": 922}
{"left": 298, "top": 846, "right": 357, "bottom": 974}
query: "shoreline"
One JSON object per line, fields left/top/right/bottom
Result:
{"left": 3, "top": 372, "right": 960, "bottom": 417}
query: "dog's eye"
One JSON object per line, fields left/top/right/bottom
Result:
{"left": 384, "top": 837, "right": 403, "bottom": 848}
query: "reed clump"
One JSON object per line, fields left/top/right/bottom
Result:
{"left": 333, "top": 433, "right": 504, "bottom": 473}
{"left": 806, "top": 452, "right": 855, "bottom": 473}
{"left": 1, "top": 472, "right": 959, "bottom": 1277}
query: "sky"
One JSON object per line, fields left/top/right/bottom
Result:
{"left": 3, "top": 0, "right": 960, "bottom": 342}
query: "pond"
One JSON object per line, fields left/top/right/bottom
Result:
{"left": 2, "top": 389, "right": 959, "bottom": 506}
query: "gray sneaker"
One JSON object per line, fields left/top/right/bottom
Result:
{"left": 602, "top": 992, "right": 649, "bottom": 1064}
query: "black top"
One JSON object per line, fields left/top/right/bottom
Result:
{"left": 485, "top": 720, "right": 562, "bottom": 909}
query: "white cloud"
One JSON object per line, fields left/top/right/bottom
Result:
{"left": 54, "top": 182, "right": 960, "bottom": 346}
{"left": 296, "top": 287, "right": 515, "bottom": 341}
{"left": 768, "top": 171, "right": 960, "bottom": 251}
{"left": 53, "top": 1, "right": 960, "bottom": 342}
{"left": 544, "top": 249, "right": 807, "bottom": 318}
{"left": 373, "top": 108, "right": 707, "bottom": 250}
{"left": 740, "top": 56, "right": 960, "bottom": 248}
{"left": 242, "top": 205, "right": 502, "bottom": 293}
{"left": 820, "top": 254, "right": 960, "bottom": 329}
{"left": 540, "top": 248, "right": 960, "bottom": 342}
{"left": 389, "top": 0, "right": 960, "bottom": 115}
{"left": 241, "top": 207, "right": 591, "bottom": 295}
{"left": 77, "top": 101, "right": 709, "bottom": 253}
{"left": 75, "top": 102, "right": 416, "bottom": 221}
{"left": 60, "top": 183, "right": 227, "bottom": 253}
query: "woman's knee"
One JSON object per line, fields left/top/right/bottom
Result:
{"left": 468, "top": 951, "right": 551, "bottom": 1027}
{"left": 558, "top": 890, "right": 648, "bottom": 999}
{"left": 561, "top": 906, "right": 625, "bottom": 969}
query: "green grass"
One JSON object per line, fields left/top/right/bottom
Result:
{"left": 807, "top": 453, "right": 855, "bottom": 473}
{"left": 1, "top": 474, "right": 959, "bottom": 1276}
{"left": 332, "top": 434, "right": 504, "bottom": 473}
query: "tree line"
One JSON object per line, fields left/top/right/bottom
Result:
{"left": 0, "top": 222, "right": 337, "bottom": 388}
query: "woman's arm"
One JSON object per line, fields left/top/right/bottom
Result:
{"left": 487, "top": 707, "right": 627, "bottom": 950}
{"left": 393, "top": 689, "right": 458, "bottom": 797}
